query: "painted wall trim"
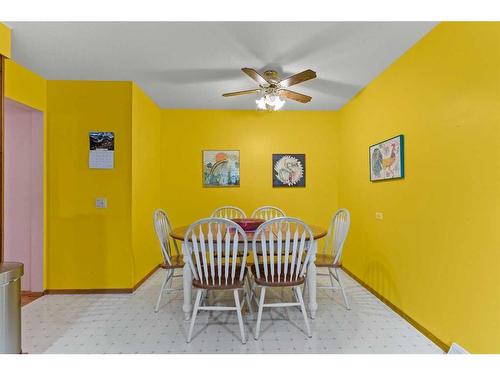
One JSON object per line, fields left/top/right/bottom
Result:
{"left": 21, "top": 291, "right": 45, "bottom": 297}
{"left": 44, "top": 264, "right": 160, "bottom": 295}
{"left": 132, "top": 264, "right": 160, "bottom": 291}
{"left": 342, "top": 266, "right": 449, "bottom": 352}
{"left": 46, "top": 288, "right": 134, "bottom": 295}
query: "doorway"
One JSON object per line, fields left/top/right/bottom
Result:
{"left": 3, "top": 98, "right": 44, "bottom": 293}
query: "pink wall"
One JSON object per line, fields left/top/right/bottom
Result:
{"left": 4, "top": 99, "right": 44, "bottom": 292}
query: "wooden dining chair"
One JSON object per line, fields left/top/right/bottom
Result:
{"left": 153, "top": 209, "right": 184, "bottom": 312}
{"left": 250, "top": 206, "right": 286, "bottom": 220}
{"left": 314, "top": 208, "right": 351, "bottom": 309}
{"left": 251, "top": 217, "right": 316, "bottom": 339}
{"left": 184, "top": 217, "right": 252, "bottom": 343}
{"left": 211, "top": 206, "right": 247, "bottom": 219}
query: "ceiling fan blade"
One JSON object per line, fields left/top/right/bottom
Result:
{"left": 222, "top": 89, "right": 261, "bottom": 97}
{"left": 279, "top": 69, "right": 317, "bottom": 88}
{"left": 280, "top": 89, "right": 312, "bottom": 103}
{"left": 241, "top": 68, "right": 270, "bottom": 86}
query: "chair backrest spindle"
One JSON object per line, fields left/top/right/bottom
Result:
{"left": 153, "top": 209, "right": 180, "bottom": 266}
{"left": 322, "top": 208, "right": 350, "bottom": 264}
{"left": 211, "top": 206, "right": 246, "bottom": 219}
{"left": 252, "top": 217, "right": 315, "bottom": 283}
{"left": 184, "top": 218, "right": 248, "bottom": 287}
{"left": 251, "top": 206, "right": 286, "bottom": 221}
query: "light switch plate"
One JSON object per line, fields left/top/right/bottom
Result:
{"left": 375, "top": 212, "right": 384, "bottom": 220}
{"left": 96, "top": 198, "right": 107, "bottom": 209}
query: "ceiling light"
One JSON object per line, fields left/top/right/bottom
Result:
{"left": 256, "top": 94, "right": 285, "bottom": 111}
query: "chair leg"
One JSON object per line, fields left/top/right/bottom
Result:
{"left": 295, "top": 286, "right": 312, "bottom": 338}
{"left": 187, "top": 289, "right": 203, "bottom": 343}
{"left": 254, "top": 286, "right": 266, "bottom": 340}
{"left": 205, "top": 290, "right": 213, "bottom": 317}
{"left": 244, "top": 278, "right": 254, "bottom": 318}
{"left": 334, "top": 268, "right": 350, "bottom": 310}
{"left": 328, "top": 268, "right": 336, "bottom": 296}
{"left": 168, "top": 269, "right": 175, "bottom": 289}
{"left": 155, "top": 269, "right": 171, "bottom": 313}
{"left": 234, "top": 290, "right": 246, "bottom": 344}
{"left": 302, "top": 278, "right": 307, "bottom": 304}
{"left": 247, "top": 273, "right": 256, "bottom": 303}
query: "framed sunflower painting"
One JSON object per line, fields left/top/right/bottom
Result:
{"left": 272, "top": 154, "right": 306, "bottom": 187}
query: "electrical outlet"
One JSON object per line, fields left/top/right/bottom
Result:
{"left": 96, "top": 198, "right": 107, "bottom": 209}
{"left": 375, "top": 212, "right": 384, "bottom": 220}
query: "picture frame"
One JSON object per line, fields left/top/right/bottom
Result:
{"left": 272, "top": 154, "right": 306, "bottom": 187}
{"left": 369, "top": 135, "right": 404, "bottom": 181}
{"left": 202, "top": 150, "right": 240, "bottom": 187}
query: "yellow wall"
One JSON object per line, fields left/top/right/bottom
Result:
{"left": 0, "top": 23, "right": 11, "bottom": 58}
{"left": 46, "top": 81, "right": 134, "bottom": 289}
{"left": 4, "top": 65, "right": 161, "bottom": 289}
{"left": 131, "top": 84, "right": 163, "bottom": 283}
{"left": 338, "top": 22, "right": 500, "bottom": 353}
{"left": 5, "top": 60, "right": 47, "bottom": 112}
{"left": 160, "top": 110, "right": 339, "bottom": 230}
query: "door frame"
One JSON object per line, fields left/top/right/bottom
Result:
{"left": 1, "top": 54, "right": 5, "bottom": 262}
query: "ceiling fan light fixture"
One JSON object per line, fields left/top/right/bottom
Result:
{"left": 256, "top": 93, "right": 285, "bottom": 111}
{"left": 255, "top": 96, "right": 267, "bottom": 110}
{"left": 223, "top": 67, "right": 316, "bottom": 109}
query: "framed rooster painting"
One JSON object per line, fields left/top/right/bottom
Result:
{"left": 369, "top": 135, "right": 404, "bottom": 181}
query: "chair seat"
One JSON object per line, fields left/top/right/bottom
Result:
{"left": 314, "top": 254, "right": 341, "bottom": 268}
{"left": 251, "top": 265, "right": 305, "bottom": 286}
{"left": 192, "top": 267, "right": 246, "bottom": 290}
{"left": 160, "top": 255, "right": 184, "bottom": 269}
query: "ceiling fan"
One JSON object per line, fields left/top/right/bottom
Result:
{"left": 222, "top": 68, "right": 317, "bottom": 111}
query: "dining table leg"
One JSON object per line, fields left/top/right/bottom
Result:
{"left": 182, "top": 243, "right": 193, "bottom": 320}
{"left": 306, "top": 240, "right": 318, "bottom": 319}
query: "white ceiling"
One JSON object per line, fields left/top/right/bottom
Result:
{"left": 7, "top": 22, "right": 437, "bottom": 110}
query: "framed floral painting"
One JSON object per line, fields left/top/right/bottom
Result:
{"left": 369, "top": 135, "right": 404, "bottom": 181}
{"left": 202, "top": 150, "right": 240, "bottom": 187}
{"left": 272, "top": 154, "right": 306, "bottom": 187}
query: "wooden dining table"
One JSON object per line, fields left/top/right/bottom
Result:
{"left": 170, "top": 224, "right": 327, "bottom": 320}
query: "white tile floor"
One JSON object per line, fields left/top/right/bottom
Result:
{"left": 22, "top": 269, "right": 443, "bottom": 354}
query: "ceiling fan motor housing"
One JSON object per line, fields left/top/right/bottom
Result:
{"left": 263, "top": 70, "right": 280, "bottom": 84}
